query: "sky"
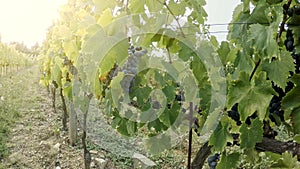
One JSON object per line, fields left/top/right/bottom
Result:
{"left": 204, "top": 0, "right": 241, "bottom": 41}
{"left": 0, "top": 0, "right": 67, "bottom": 47}
{"left": 0, "top": 0, "right": 240, "bottom": 47}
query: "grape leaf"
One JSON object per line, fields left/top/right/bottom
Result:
{"left": 247, "top": 1, "right": 272, "bottom": 24}
{"left": 216, "top": 152, "right": 240, "bottom": 169}
{"left": 261, "top": 51, "right": 295, "bottom": 89}
{"left": 147, "top": 119, "right": 168, "bottom": 133}
{"left": 228, "top": 72, "right": 274, "bottom": 121}
{"left": 129, "top": 0, "right": 146, "bottom": 13}
{"left": 92, "top": 0, "right": 117, "bottom": 14}
{"left": 52, "top": 64, "right": 62, "bottom": 87}
{"left": 187, "top": 0, "right": 207, "bottom": 25}
{"left": 159, "top": 102, "right": 179, "bottom": 127}
{"left": 293, "top": 134, "right": 300, "bottom": 144}
{"left": 97, "top": 8, "right": 113, "bottom": 27}
{"left": 227, "top": 5, "right": 250, "bottom": 43}
{"left": 271, "top": 152, "right": 298, "bottom": 168}
{"left": 240, "top": 118, "right": 263, "bottom": 149}
{"left": 282, "top": 74, "right": 300, "bottom": 111}
{"left": 217, "top": 41, "right": 230, "bottom": 65}
{"left": 291, "top": 107, "right": 300, "bottom": 134}
{"left": 209, "top": 120, "right": 232, "bottom": 152}
{"left": 248, "top": 24, "right": 278, "bottom": 58}
{"left": 231, "top": 51, "right": 255, "bottom": 80}
{"left": 145, "top": 133, "right": 171, "bottom": 154}
{"left": 168, "top": 0, "right": 187, "bottom": 16}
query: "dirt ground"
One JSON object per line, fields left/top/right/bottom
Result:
{"left": 0, "top": 65, "right": 197, "bottom": 169}
{"left": 0, "top": 66, "right": 87, "bottom": 168}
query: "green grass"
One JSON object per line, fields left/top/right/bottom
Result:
{"left": 0, "top": 100, "right": 20, "bottom": 160}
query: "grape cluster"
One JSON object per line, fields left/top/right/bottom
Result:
{"left": 228, "top": 103, "right": 241, "bottom": 126}
{"left": 268, "top": 96, "right": 284, "bottom": 124}
{"left": 284, "top": 29, "right": 294, "bottom": 52}
{"left": 120, "top": 45, "right": 147, "bottom": 92}
{"left": 283, "top": 3, "right": 300, "bottom": 17}
{"left": 207, "top": 154, "right": 220, "bottom": 169}
{"left": 268, "top": 80, "right": 294, "bottom": 125}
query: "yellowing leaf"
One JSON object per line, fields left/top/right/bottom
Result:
{"left": 97, "top": 8, "right": 113, "bottom": 27}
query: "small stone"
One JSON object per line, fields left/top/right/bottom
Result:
{"left": 90, "top": 150, "right": 98, "bottom": 155}
{"left": 90, "top": 161, "right": 96, "bottom": 168}
{"left": 132, "top": 153, "right": 156, "bottom": 169}
{"left": 94, "top": 158, "right": 108, "bottom": 169}
{"left": 53, "top": 143, "right": 61, "bottom": 152}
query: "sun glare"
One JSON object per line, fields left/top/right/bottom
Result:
{"left": 0, "top": 0, "right": 67, "bottom": 47}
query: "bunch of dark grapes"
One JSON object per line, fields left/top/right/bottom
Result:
{"left": 119, "top": 45, "right": 147, "bottom": 92}
{"left": 283, "top": 3, "right": 300, "bottom": 17}
{"left": 269, "top": 81, "right": 294, "bottom": 124}
{"left": 268, "top": 96, "right": 284, "bottom": 125}
{"left": 228, "top": 103, "right": 242, "bottom": 126}
{"left": 284, "top": 29, "right": 294, "bottom": 52}
{"left": 207, "top": 154, "right": 220, "bottom": 169}
{"left": 268, "top": 26, "right": 298, "bottom": 124}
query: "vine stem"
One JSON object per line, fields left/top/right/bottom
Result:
{"left": 60, "top": 87, "right": 68, "bottom": 131}
{"left": 187, "top": 102, "right": 193, "bottom": 169}
{"left": 166, "top": 47, "right": 172, "bottom": 63}
{"left": 249, "top": 58, "right": 261, "bottom": 81}
{"left": 156, "top": 0, "right": 186, "bottom": 38}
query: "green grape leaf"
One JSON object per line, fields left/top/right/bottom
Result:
{"left": 248, "top": 24, "right": 278, "bottom": 58}
{"left": 129, "top": 0, "right": 146, "bottom": 13}
{"left": 159, "top": 102, "right": 179, "bottom": 127}
{"left": 162, "top": 85, "right": 176, "bottom": 102}
{"left": 243, "top": 0, "right": 250, "bottom": 13}
{"left": 271, "top": 152, "right": 298, "bottom": 168}
{"left": 209, "top": 120, "right": 232, "bottom": 152}
{"left": 247, "top": 1, "right": 272, "bottom": 24}
{"left": 131, "top": 86, "right": 152, "bottom": 107}
{"left": 217, "top": 41, "right": 230, "bottom": 65}
{"left": 145, "top": 0, "right": 162, "bottom": 13}
{"left": 63, "top": 81, "right": 73, "bottom": 99}
{"left": 187, "top": 0, "right": 207, "bottom": 25}
{"left": 227, "top": 5, "right": 250, "bottom": 43}
{"left": 282, "top": 74, "right": 300, "bottom": 111}
{"left": 117, "top": 119, "right": 137, "bottom": 136}
{"left": 240, "top": 118, "right": 263, "bottom": 149}
{"left": 231, "top": 51, "right": 255, "bottom": 80}
{"left": 93, "top": 0, "right": 117, "bottom": 14}
{"left": 63, "top": 40, "right": 79, "bottom": 61}
{"left": 261, "top": 51, "right": 295, "bottom": 89}
{"left": 293, "top": 134, "right": 300, "bottom": 144}
{"left": 97, "top": 8, "right": 113, "bottom": 27}
{"left": 145, "top": 133, "right": 171, "bottom": 154}
{"left": 291, "top": 107, "right": 300, "bottom": 134}
{"left": 290, "top": 27, "right": 300, "bottom": 53}
{"left": 179, "top": 42, "right": 196, "bottom": 61}
{"left": 52, "top": 64, "right": 62, "bottom": 87}
{"left": 216, "top": 152, "right": 240, "bottom": 169}
{"left": 228, "top": 72, "right": 274, "bottom": 121}
{"left": 147, "top": 119, "right": 168, "bottom": 132}
{"left": 168, "top": 1, "right": 186, "bottom": 16}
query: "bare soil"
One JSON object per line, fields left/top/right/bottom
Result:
{"left": 0, "top": 66, "right": 85, "bottom": 168}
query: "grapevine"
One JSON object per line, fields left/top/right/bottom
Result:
{"left": 38, "top": 0, "right": 300, "bottom": 168}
